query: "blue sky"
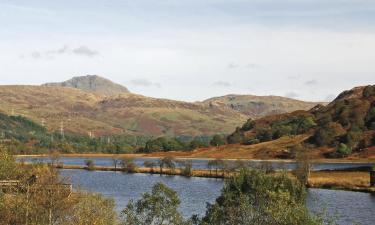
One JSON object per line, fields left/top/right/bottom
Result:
{"left": 1, "top": 0, "right": 375, "bottom": 102}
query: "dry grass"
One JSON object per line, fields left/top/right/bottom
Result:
{"left": 308, "top": 171, "right": 370, "bottom": 189}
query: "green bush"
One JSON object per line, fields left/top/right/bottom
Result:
{"left": 200, "top": 169, "right": 322, "bottom": 225}
{"left": 336, "top": 143, "right": 352, "bottom": 157}
{"left": 210, "top": 134, "right": 226, "bottom": 146}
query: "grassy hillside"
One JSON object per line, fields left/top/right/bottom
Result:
{"left": 0, "top": 85, "right": 247, "bottom": 137}
{"left": 225, "top": 85, "right": 375, "bottom": 159}
{"left": 202, "top": 94, "right": 322, "bottom": 118}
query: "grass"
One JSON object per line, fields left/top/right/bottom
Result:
{"left": 308, "top": 171, "right": 372, "bottom": 190}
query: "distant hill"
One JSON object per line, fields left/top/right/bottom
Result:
{"left": 43, "top": 75, "right": 130, "bottom": 96}
{"left": 201, "top": 94, "right": 322, "bottom": 118}
{"left": 225, "top": 85, "right": 375, "bottom": 159}
{"left": 0, "top": 76, "right": 322, "bottom": 137}
{"left": 0, "top": 85, "right": 246, "bottom": 137}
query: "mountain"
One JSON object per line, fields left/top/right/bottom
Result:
{"left": 202, "top": 94, "right": 321, "bottom": 118}
{"left": 0, "top": 85, "right": 247, "bottom": 137}
{"left": 0, "top": 76, "right": 322, "bottom": 137}
{"left": 225, "top": 85, "right": 375, "bottom": 159}
{"left": 43, "top": 75, "right": 130, "bottom": 96}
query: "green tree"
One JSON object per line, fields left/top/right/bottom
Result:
{"left": 121, "top": 183, "right": 186, "bottom": 225}
{"left": 336, "top": 143, "right": 352, "bottom": 157}
{"left": 200, "top": 169, "right": 321, "bottom": 225}
{"left": 210, "top": 135, "right": 226, "bottom": 146}
{"left": 120, "top": 157, "right": 137, "bottom": 173}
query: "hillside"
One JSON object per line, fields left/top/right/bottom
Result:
{"left": 0, "top": 76, "right": 322, "bottom": 137}
{"left": 0, "top": 85, "right": 247, "bottom": 137}
{"left": 43, "top": 75, "right": 130, "bottom": 96}
{"left": 225, "top": 85, "right": 375, "bottom": 159}
{"left": 202, "top": 94, "right": 321, "bottom": 118}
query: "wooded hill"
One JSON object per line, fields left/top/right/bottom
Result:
{"left": 226, "top": 85, "right": 375, "bottom": 158}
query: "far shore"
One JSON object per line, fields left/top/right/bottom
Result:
{"left": 15, "top": 153, "right": 375, "bottom": 164}
{"left": 40, "top": 164, "right": 375, "bottom": 193}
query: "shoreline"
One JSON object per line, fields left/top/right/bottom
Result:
{"left": 48, "top": 164, "right": 375, "bottom": 193}
{"left": 15, "top": 153, "right": 375, "bottom": 164}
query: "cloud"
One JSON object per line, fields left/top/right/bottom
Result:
{"left": 130, "top": 79, "right": 161, "bottom": 88}
{"left": 304, "top": 79, "right": 319, "bottom": 86}
{"left": 212, "top": 81, "right": 232, "bottom": 87}
{"left": 23, "top": 45, "right": 99, "bottom": 59}
{"left": 284, "top": 91, "right": 299, "bottom": 98}
{"left": 72, "top": 46, "right": 99, "bottom": 57}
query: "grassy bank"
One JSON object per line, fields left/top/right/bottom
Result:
{"left": 55, "top": 164, "right": 375, "bottom": 193}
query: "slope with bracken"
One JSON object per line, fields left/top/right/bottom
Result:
{"left": 0, "top": 75, "right": 322, "bottom": 137}
{"left": 0, "top": 85, "right": 247, "bottom": 137}
{"left": 217, "top": 85, "right": 375, "bottom": 159}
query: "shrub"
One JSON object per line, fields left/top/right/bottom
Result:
{"left": 363, "top": 85, "right": 375, "bottom": 97}
{"left": 121, "top": 183, "right": 186, "bottom": 225}
{"left": 210, "top": 134, "right": 226, "bottom": 146}
{"left": 120, "top": 157, "right": 137, "bottom": 173}
{"left": 85, "top": 159, "right": 95, "bottom": 170}
{"left": 336, "top": 143, "right": 352, "bottom": 157}
{"left": 200, "top": 169, "right": 321, "bottom": 225}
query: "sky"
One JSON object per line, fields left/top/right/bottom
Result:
{"left": 1, "top": 0, "right": 375, "bottom": 102}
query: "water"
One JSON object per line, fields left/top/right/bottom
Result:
{"left": 60, "top": 169, "right": 223, "bottom": 217}
{"left": 60, "top": 169, "right": 375, "bottom": 225}
{"left": 19, "top": 156, "right": 373, "bottom": 171}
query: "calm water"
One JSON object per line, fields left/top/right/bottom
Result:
{"left": 60, "top": 169, "right": 375, "bottom": 225}
{"left": 19, "top": 156, "right": 373, "bottom": 171}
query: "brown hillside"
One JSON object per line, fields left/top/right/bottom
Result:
{"left": 202, "top": 94, "right": 323, "bottom": 118}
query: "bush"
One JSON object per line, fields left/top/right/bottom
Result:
{"left": 85, "top": 159, "right": 95, "bottom": 170}
{"left": 226, "top": 128, "right": 244, "bottom": 144}
{"left": 121, "top": 183, "right": 186, "bottom": 225}
{"left": 120, "top": 157, "right": 137, "bottom": 173}
{"left": 210, "top": 134, "right": 226, "bottom": 146}
{"left": 336, "top": 143, "right": 352, "bottom": 157}
{"left": 241, "top": 119, "right": 255, "bottom": 131}
{"left": 200, "top": 169, "right": 321, "bottom": 225}
{"left": 363, "top": 85, "right": 375, "bottom": 97}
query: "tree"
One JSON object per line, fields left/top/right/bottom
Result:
{"left": 49, "top": 151, "right": 61, "bottom": 168}
{"left": 67, "top": 193, "right": 117, "bottom": 225}
{"left": 0, "top": 145, "right": 17, "bottom": 180}
{"left": 210, "top": 135, "right": 226, "bottom": 147}
{"left": 143, "top": 160, "right": 157, "bottom": 173}
{"left": 177, "top": 160, "right": 193, "bottom": 177}
{"left": 336, "top": 143, "right": 352, "bottom": 158}
{"left": 242, "top": 119, "right": 255, "bottom": 131}
{"left": 121, "top": 183, "right": 186, "bottom": 225}
{"left": 112, "top": 157, "right": 120, "bottom": 170}
{"left": 292, "top": 145, "right": 311, "bottom": 185}
{"left": 207, "top": 159, "right": 225, "bottom": 177}
{"left": 200, "top": 169, "right": 321, "bottom": 225}
{"left": 84, "top": 159, "right": 95, "bottom": 170}
{"left": 159, "top": 157, "right": 176, "bottom": 174}
{"left": 120, "top": 157, "right": 137, "bottom": 173}
{"left": 227, "top": 128, "right": 244, "bottom": 144}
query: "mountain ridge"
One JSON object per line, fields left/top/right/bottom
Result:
{"left": 0, "top": 75, "right": 323, "bottom": 137}
{"left": 43, "top": 75, "right": 130, "bottom": 96}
